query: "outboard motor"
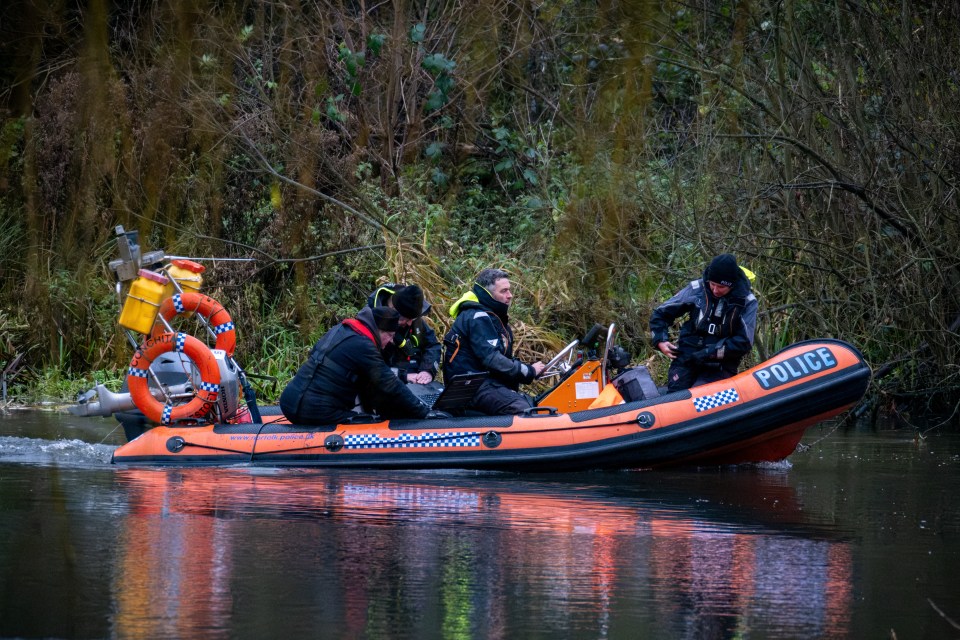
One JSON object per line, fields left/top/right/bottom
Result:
{"left": 213, "top": 351, "right": 241, "bottom": 420}
{"left": 70, "top": 351, "right": 241, "bottom": 436}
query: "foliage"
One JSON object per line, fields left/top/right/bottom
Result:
{"left": 0, "top": 0, "right": 958, "bottom": 421}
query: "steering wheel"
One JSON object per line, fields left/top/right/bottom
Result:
{"left": 538, "top": 339, "right": 580, "bottom": 379}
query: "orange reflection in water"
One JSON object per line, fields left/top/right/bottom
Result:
{"left": 113, "top": 471, "right": 233, "bottom": 640}
{"left": 111, "top": 469, "right": 852, "bottom": 638}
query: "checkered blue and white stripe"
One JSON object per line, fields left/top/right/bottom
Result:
{"left": 161, "top": 403, "right": 173, "bottom": 425}
{"left": 198, "top": 381, "right": 220, "bottom": 393}
{"left": 344, "top": 431, "right": 481, "bottom": 449}
{"left": 213, "top": 322, "right": 235, "bottom": 335}
{"left": 128, "top": 366, "right": 149, "bottom": 378}
{"left": 693, "top": 388, "right": 739, "bottom": 412}
{"left": 172, "top": 294, "right": 186, "bottom": 313}
{"left": 173, "top": 332, "right": 187, "bottom": 352}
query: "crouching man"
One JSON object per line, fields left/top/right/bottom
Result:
{"left": 649, "top": 253, "right": 758, "bottom": 392}
{"left": 280, "top": 306, "right": 430, "bottom": 425}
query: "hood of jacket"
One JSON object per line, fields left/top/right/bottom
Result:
{"left": 353, "top": 306, "right": 384, "bottom": 350}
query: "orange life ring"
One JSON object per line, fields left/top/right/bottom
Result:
{"left": 128, "top": 331, "right": 222, "bottom": 425}
{"left": 152, "top": 293, "right": 236, "bottom": 357}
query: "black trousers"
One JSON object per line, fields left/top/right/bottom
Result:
{"left": 471, "top": 380, "right": 533, "bottom": 415}
{"left": 665, "top": 360, "right": 738, "bottom": 392}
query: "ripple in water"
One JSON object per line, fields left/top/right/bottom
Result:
{"left": 0, "top": 435, "right": 116, "bottom": 467}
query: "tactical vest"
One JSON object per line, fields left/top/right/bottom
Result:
{"left": 692, "top": 286, "right": 745, "bottom": 340}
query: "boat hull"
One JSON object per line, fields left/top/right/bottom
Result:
{"left": 111, "top": 339, "right": 871, "bottom": 470}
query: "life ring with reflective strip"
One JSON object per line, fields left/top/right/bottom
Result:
{"left": 152, "top": 293, "right": 236, "bottom": 357}
{"left": 128, "top": 331, "right": 221, "bottom": 425}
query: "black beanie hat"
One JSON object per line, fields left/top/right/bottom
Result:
{"left": 391, "top": 285, "right": 425, "bottom": 320}
{"left": 707, "top": 254, "right": 740, "bottom": 287}
{"left": 371, "top": 306, "right": 400, "bottom": 332}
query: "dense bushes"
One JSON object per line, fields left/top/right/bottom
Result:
{"left": 0, "top": 0, "right": 957, "bottom": 420}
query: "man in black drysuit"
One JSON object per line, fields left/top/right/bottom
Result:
{"left": 649, "top": 253, "right": 758, "bottom": 392}
{"left": 442, "top": 268, "right": 545, "bottom": 415}
{"left": 280, "top": 306, "right": 430, "bottom": 425}
{"left": 366, "top": 283, "right": 442, "bottom": 384}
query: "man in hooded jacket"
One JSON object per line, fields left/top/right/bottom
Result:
{"left": 366, "top": 283, "right": 442, "bottom": 384}
{"left": 280, "top": 306, "right": 430, "bottom": 425}
{"left": 442, "top": 268, "right": 545, "bottom": 415}
{"left": 649, "top": 253, "right": 758, "bottom": 392}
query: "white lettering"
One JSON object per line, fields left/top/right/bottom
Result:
{"left": 756, "top": 370, "right": 772, "bottom": 388}
{"left": 804, "top": 351, "right": 823, "bottom": 371}
{"left": 753, "top": 347, "right": 840, "bottom": 390}
{"left": 771, "top": 364, "right": 789, "bottom": 382}
{"left": 817, "top": 347, "right": 837, "bottom": 368}
{"left": 784, "top": 360, "right": 803, "bottom": 377}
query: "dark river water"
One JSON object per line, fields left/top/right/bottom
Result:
{"left": 1, "top": 409, "right": 959, "bottom": 639}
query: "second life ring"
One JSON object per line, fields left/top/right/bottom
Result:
{"left": 152, "top": 292, "right": 237, "bottom": 357}
{"left": 128, "top": 331, "right": 221, "bottom": 425}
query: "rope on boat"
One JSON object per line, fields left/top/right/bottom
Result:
{"left": 249, "top": 420, "right": 271, "bottom": 462}
{"left": 236, "top": 415, "right": 649, "bottom": 459}
{"left": 796, "top": 398, "right": 871, "bottom": 452}
{"left": 165, "top": 414, "right": 649, "bottom": 461}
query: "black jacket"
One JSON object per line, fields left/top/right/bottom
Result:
{"left": 367, "top": 284, "right": 442, "bottom": 377}
{"left": 279, "top": 307, "right": 430, "bottom": 425}
{"left": 649, "top": 266, "right": 758, "bottom": 368}
{"left": 442, "top": 284, "right": 538, "bottom": 390}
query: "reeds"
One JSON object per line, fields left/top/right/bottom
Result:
{"left": 1, "top": 1, "right": 959, "bottom": 418}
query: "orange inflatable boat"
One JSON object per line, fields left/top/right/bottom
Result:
{"left": 75, "top": 228, "right": 870, "bottom": 471}
{"left": 108, "top": 337, "right": 870, "bottom": 470}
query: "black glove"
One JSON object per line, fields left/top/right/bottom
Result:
{"left": 676, "top": 347, "right": 712, "bottom": 366}
{"left": 690, "top": 348, "right": 714, "bottom": 364}
{"left": 425, "top": 410, "right": 453, "bottom": 419}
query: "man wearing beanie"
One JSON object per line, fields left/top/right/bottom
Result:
{"left": 280, "top": 306, "right": 430, "bottom": 425}
{"left": 649, "top": 253, "right": 758, "bottom": 391}
{"left": 367, "top": 283, "right": 442, "bottom": 384}
{"left": 442, "top": 269, "right": 545, "bottom": 415}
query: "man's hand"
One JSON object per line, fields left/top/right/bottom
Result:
{"left": 532, "top": 361, "right": 546, "bottom": 376}
{"left": 657, "top": 341, "right": 679, "bottom": 359}
{"left": 407, "top": 371, "right": 434, "bottom": 384}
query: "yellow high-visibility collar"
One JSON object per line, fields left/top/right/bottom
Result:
{"left": 449, "top": 291, "right": 479, "bottom": 317}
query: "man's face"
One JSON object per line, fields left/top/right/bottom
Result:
{"left": 379, "top": 330, "right": 395, "bottom": 346}
{"left": 708, "top": 281, "right": 732, "bottom": 298}
{"left": 388, "top": 300, "right": 414, "bottom": 328}
{"left": 490, "top": 278, "right": 513, "bottom": 305}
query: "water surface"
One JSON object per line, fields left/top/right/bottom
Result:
{"left": 1, "top": 410, "right": 958, "bottom": 639}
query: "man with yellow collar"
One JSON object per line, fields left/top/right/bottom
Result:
{"left": 443, "top": 269, "right": 545, "bottom": 415}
